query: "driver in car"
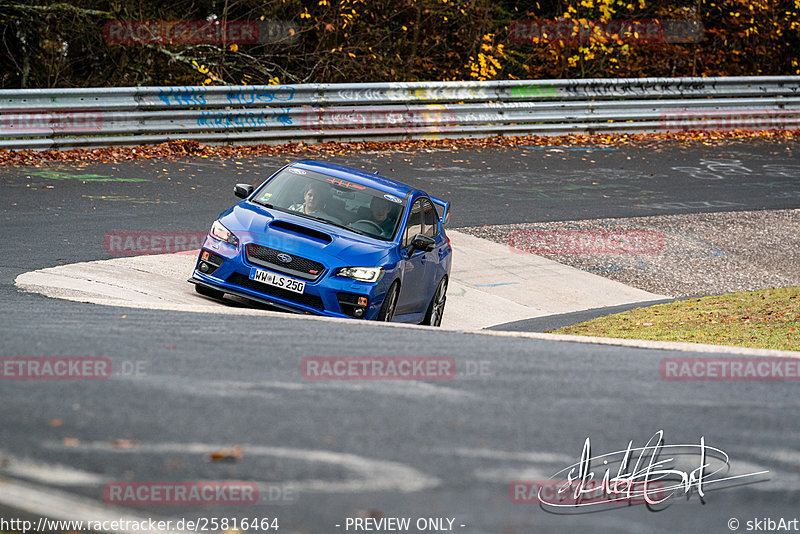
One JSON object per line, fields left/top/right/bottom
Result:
{"left": 290, "top": 183, "right": 328, "bottom": 218}
{"left": 368, "top": 196, "right": 397, "bottom": 237}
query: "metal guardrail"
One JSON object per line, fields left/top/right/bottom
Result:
{"left": 1, "top": 76, "right": 799, "bottom": 150}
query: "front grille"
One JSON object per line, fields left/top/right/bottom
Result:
{"left": 245, "top": 244, "right": 325, "bottom": 281}
{"left": 227, "top": 272, "right": 324, "bottom": 310}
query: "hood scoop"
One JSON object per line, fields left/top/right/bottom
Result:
{"left": 269, "top": 220, "right": 333, "bottom": 244}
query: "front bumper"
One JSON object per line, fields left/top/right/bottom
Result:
{"left": 189, "top": 237, "right": 389, "bottom": 320}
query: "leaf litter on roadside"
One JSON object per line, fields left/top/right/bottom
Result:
{"left": 1, "top": 130, "right": 797, "bottom": 167}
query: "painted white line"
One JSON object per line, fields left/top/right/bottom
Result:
{"left": 41, "top": 441, "right": 440, "bottom": 493}
{"left": 432, "top": 448, "right": 573, "bottom": 463}
{"left": 0, "top": 439, "right": 438, "bottom": 530}
{"left": 0, "top": 451, "right": 106, "bottom": 486}
{"left": 471, "top": 329, "right": 800, "bottom": 358}
{"left": 0, "top": 478, "right": 194, "bottom": 534}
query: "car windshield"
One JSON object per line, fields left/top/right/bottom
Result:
{"left": 252, "top": 167, "right": 406, "bottom": 241}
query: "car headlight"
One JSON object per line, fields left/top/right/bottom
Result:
{"left": 209, "top": 220, "right": 239, "bottom": 247}
{"left": 337, "top": 267, "right": 384, "bottom": 283}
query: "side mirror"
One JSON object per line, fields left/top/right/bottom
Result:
{"left": 234, "top": 183, "right": 254, "bottom": 199}
{"left": 410, "top": 233, "right": 436, "bottom": 252}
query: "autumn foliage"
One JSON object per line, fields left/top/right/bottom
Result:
{"left": 1, "top": 129, "right": 798, "bottom": 166}
{"left": 0, "top": 0, "right": 798, "bottom": 89}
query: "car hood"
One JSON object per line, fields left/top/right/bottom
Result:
{"left": 218, "top": 201, "right": 393, "bottom": 266}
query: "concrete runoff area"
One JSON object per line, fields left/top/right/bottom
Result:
{"left": 14, "top": 231, "right": 665, "bottom": 331}
{"left": 459, "top": 209, "right": 800, "bottom": 299}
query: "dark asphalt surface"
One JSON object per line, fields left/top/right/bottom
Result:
{"left": 487, "top": 298, "right": 680, "bottom": 333}
{"left": 2, "top": 139, "right": 799, "bottom": 533}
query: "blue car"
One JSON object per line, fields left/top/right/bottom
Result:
{"left": 189, "top": 159, "right": 452, "bottom": 325}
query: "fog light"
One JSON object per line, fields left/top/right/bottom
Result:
{"left": 199, "top": 262, "right": 210, "bottom": 273}
{"left": 353, "top": 308, "right": 365, "bottom": 318}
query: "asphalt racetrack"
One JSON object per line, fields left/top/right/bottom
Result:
{"left": 2, "top": 138, "right": 800, "bottom": 533}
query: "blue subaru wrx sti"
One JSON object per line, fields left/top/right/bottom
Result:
{"left": 189, "top": 160, "right": 452, "bottom": 325}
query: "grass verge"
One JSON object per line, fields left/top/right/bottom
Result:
{"left": 554, "top": 287, "right": 800, "bottom": 352}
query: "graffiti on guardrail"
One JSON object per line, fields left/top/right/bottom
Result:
{"left": 1, "top": 77, "right": 797, "bottom": 149}
{"left": 226, "top": 86, "right": 295, "bottom": 104}
{"left": 401, "top": 86, "right": 492, "bottom": 101}
{"left": 560, "top": 79, "right": 708, "bottom": 97}
{"left": 336, "top": 86, "right": 492, "bottom": 102}
{"left": 157, "top": 86, "right": 207, "bottom": 106}
{"left": 0, "top": 109, "right": 102, "bottom": 133}
{"left": 509, "top": 84, "right": 560, "bottom": 98}
{"left": 661, "top": 109, "right": 800, "bottom": 132}
{"left": 336, "top": 89, "right": 391, "bottom": 102}
{"left": 198, "top": 109, "right": 292, "bottom": 128}
{"left": 301, "top": 106, "right": 458, "bottom": 131}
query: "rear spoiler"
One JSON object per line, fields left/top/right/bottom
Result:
{"left": 430, "top": 195, "right": 450, "bottom": 226}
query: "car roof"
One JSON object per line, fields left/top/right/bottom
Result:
{"left": 291, "top": 159, "right": 416, "bottom": 199}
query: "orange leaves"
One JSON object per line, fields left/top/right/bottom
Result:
{"left": 208, "top": 445, "right": 244, "bottom": 462}
{"left": 1, "top": 128, "right": 798, "bottom": 167}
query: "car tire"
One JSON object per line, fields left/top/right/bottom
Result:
{"left": 421, "top": 276, "right": 447, "bottom": 327}
{"left": 377, "top": 281, "right": 399, "bottom": 322}
{"left": 195, "top": 283, "right": 224, "bottom": 300}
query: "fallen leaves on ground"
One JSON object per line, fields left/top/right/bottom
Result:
{"left": 110, "top": 438, "right": 137, "bottom": 449}
{"left": 208, "top": 445, "right": 244, "bottom": 462}
{"left": 1, "top": 130, "right": 797, "bottom": 166}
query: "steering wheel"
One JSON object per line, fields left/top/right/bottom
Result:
{"left": 352, "top": 219, "right": 384, "bottom": 234}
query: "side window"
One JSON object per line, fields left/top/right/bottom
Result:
{"left": 403, "top": 200, "right": 423, "bottom": 248}
{"left": 421, "top": 199, "right": 439, "bottom": 238}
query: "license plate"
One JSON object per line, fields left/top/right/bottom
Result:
{"left": 249, "top": 268, "right": 306, "bottom": 294}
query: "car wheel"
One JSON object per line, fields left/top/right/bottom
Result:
{"left": 377, "top": 281, "right": 399, "bottom": 322}
{"left": 422, "top": 276, "right": 447, "bottom": 327}
{"left": 195, "top": 283, "right": 224, "bottom": 300}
